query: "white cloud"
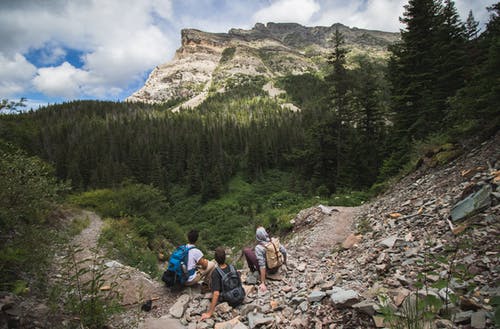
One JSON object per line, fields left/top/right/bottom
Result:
{"left": 0, "top": 53, "right": 37, "bottom": 97}
{"left": 0, "top": 0, "right": 174, "bottom": 100}
{"left": 0, "top": 0, "right": 492, "bottom": 102}
{"left": 311, "top": 0, "right": 406, "bottom": 32}
{"left": 33, "top": 62, "right": 91, "bottom": 98}
{"left": 253, "top": 0, "right": 321, "bottom": 25}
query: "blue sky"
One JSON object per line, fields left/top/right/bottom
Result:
{"left": 0, "top": 0, "right": 492, "bottom": 110}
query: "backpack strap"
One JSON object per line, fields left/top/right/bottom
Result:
{"left": 183, "top": 245, "right": 198, "bottom": 277}
{"left": 270, "top": 239, "right": 280, "bottom": 263}
{"left": 215, "top": 266, "right": 227, "bottom": 292}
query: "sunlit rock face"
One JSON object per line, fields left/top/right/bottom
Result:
{"left": 126, "top": 22, "right": 399, "bottom": 105}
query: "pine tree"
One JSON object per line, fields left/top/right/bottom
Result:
{"left": 325, "top": 28, "right": 351, "bottom": 193}
{"left": 388, "top": 0, "right": 444, "bottom": 141}
{"left": 465, "top": 10, "right": 480, "bottom": 40}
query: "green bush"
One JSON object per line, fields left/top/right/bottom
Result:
{"left": 0, "top": 140, "right": 69, "bottom": 293}
{"left": 99, "top": 219, "right": 159, "bottom": 276}
{"left": 0, "top": 141, "right": 68, "bottom": 229}
{"left": 329, "top": 191, "right": 369, "bottom": 206}
{"left": 69, "top": 182, "right": 168, "bottom": 218}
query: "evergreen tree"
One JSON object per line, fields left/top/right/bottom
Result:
{"left": 388, "top": 0, "right": 444, "bottom": 142}
{"left": 325, "top": 28, "right": 351, "bottom": 192}
{"left": 465, "top": 10, "right": 480, "bottom": 40}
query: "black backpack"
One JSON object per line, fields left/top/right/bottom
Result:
{"left": 216, "top": 265, "right": 245, "bottom": 307}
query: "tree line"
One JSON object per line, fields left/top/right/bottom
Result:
{"left": 1, "top": 1, "right": 498, "bottom": 202}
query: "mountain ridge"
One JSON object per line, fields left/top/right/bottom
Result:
{"left": 126, "top": 22, "right": 399, "bottom": 106}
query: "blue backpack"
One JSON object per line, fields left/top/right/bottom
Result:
{"left": 162, "top": 245, "right": 196, "bottom": 287}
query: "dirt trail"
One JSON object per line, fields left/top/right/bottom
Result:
{"left": 56, "top": 210, "right": 176, "bottom": 327}
{"left": 288, "top": 205, "right": 361, "bottom": 258}
{"left": 70, "top": 210, "right": 103, "bottom": 257}
{"left": 63, "top": 205, "right": 361, "bottom": 328}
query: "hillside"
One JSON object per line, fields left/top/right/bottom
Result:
{"left": 126, "top": 22, "right": 399, "bottom": 106}
{"left": 2, "top": 132, "right": 496, "bottom": 329}
{"left": 142, "top": 132, "right": 498, "bottom": 328}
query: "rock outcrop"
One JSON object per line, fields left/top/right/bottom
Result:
{"left": 126, "top": 23, "right": 399, "bottom": 106}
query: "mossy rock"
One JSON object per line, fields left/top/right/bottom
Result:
{"left": 434, "top": 147, "right": 462, "bottom": 165}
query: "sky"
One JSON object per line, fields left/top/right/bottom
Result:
{"left": 0, "top": 0, "right": 492, "bottom": 110}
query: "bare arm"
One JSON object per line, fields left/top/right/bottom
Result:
{"left": 197, "top": 257, "right": 208, "bottom": 269}
{"left": 201, "top": 291, "right": 219, "bottom": 320}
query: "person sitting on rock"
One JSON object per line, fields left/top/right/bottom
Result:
{"left": 201, "top": 247, "right": 245, "bottom": 320}
{"left": 184, "top": 229, "right": 216, "bottom": 288}
{"left": 243, "top": 226, "right": 287, "bottom": 293}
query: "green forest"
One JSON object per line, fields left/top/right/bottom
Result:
{"left": 1, "top": 0, "right": 499, "bottom": 293}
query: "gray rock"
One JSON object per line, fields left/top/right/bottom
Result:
{"left": 451, "top": 310, "right": 473, "bottom": 323}
{"left": 290, "top": 296, "right": 306, "bottom": 305}
{"left": 308, "top": 291, "right": 326, "bottom": 303}
{"left": 170, "top": 294, "right": 191, "bottom": 318}
{"left": 240, "top": 304, "right": 262, "bottom": 317}
{"left": 245, "top": 271, "right": 259, "bottom": 285}
{"left": 450, "top": 185, "right": 492, "bottom": 221}
{"left": 434, "top": 318, "right": 455, "bottom": 328}
{"left": 470, "top": 310, "right": 486, "bottom": 329}
{"left": 352, "top": 300, "right": 379, "bottom": 316}
{"left": 438, "top": 287, "right": 454, "bottom": 301}
{"left": 329, "top": 287, "right": 359, "bottom": 307}
{"left": 247, "top": 312, "right": 275, "bottom": 329}
{"left": 140, "top": 316, "right": 186, "bottom": 329}
{"left": 298, "top": 300, "right": 308, "bottom": 312}
{"left": 215, "top": 302, "right": 232, "bottom": 314}
{"left": 379, "top": 236, "right": 398, "bottom": 248}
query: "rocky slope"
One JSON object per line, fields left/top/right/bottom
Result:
{"left": 2, "top": 133, "right": 497, "bottom": 328}
{"left": 139, "top": 133, "right": 499, "bottom": 329}
{"left": 126, "top": 22, "right": 399, "bottom": 107}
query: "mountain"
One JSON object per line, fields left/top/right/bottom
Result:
{"left": 126, "top": 22, "right": 399, "bottom": 107}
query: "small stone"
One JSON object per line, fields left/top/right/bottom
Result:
{"left": 329, "top": 287, "right": 359, "bottom": 307}
{"left": 379, "top": 236, "right": 398, "bottom": 248}
{"left": 298, "top": 300, "right": 308, "bottom": 312}
{"left": 452, "top": 310, "right": 473, "bottom": 323}
{"left": 239, "top": 304, "right": 262, "bottom": 317}
{"left": 308, "top": 291, "right": 327, "bottom": 303}
{"left": 214, "top": 316, "right": 245, "bottom": 329}
{"left": 270, "top": 300, "right": 279, "bottom": 310}
{"left": 247, "top": 312, "right": 274, "bottom": 329}
{"left": 470, "top": 310, "right": 486, "bottom": 329}
{"left": 245, "top": 272, "right": 259, "bottom": 285}
{"left": 215, "top": 302, "right": 232, "bottom": 314}
{"left": 372, "top": 315, "right": 386, "bottom": 328}
{"left": 352, "top": 300, "right": 379, "bottom": 316}
{"left": 435, "top": 319, "right": 455, "bottom": 328}
{"left": 392, "top": 288, "right": 411, "bottom": 307}
{"left": 139, "top": 316, "right": 185, "bottom": 329}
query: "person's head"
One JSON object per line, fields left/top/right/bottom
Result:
{"left": 256, "top": 226, "right": 269, "bottom": 242}
{"left": 187, "top": 229, "right": 199, "bottom": 244}
{"left": 214, "top": 247, "right": 226, "bottom": 265}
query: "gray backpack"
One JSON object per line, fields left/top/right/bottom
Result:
{"left": 216, "top": 265, "right": 245, "bottom": 307}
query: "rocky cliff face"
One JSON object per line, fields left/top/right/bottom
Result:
{"left": 126, "top": 23, "right": 399, "bottom": 105}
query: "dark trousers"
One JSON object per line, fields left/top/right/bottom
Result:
{"left": 243, "top": 247, "right": 259, "bottom": 272}
{"left": 243, "top": 247, "right": 278, "bottom": 274}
